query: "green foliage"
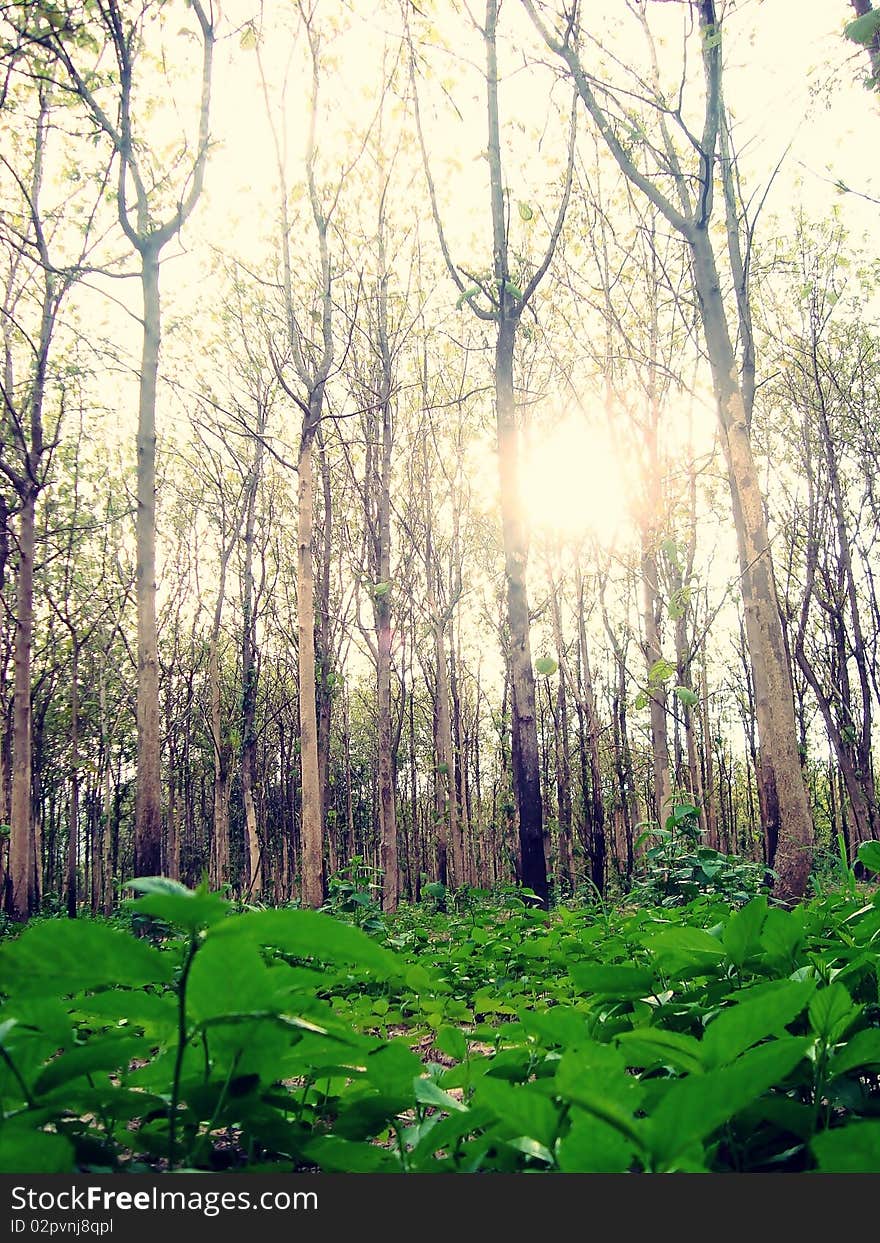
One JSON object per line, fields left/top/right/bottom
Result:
{"left": 858, "top": 839, "right": 880, "bottom": 875}
{"left": 3, "top": 877, "right": 880, "bottom": 1173}
{"left": 631, "top": 800, "right": 767, "bottom": 907}
{"left": 845, "top": 11, "right": 880, "bottom": 47}
{"left": 324, "top": 857, "right": 385, "bottom": 933}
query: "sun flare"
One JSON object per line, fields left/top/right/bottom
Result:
{"left": 521, "top": 414, "right": 630, "bottom": 547}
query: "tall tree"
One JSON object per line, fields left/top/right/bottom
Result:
{"left": 523, "top": 0, "right": 815, "bottom": 900}
{"left": 412, "top": 0, "right": 574, "bottom": 906}
{"left": 0, "top": 82, "right": 105, "bottom": 918}
{"left": 258, "top": 3, "right": 342, "bottom": 906}
{"left": 37, "top": 0, "right": 216, "bottom": 878}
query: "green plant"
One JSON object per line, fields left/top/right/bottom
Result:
{"left": 324, "top": 856, "right": 385, "bottom": 933}
{"left": 631, "top": 800, "right": 767, "bottom": 907}
{"left": 4, "top": 877, "right": 880, "bottom": 1175}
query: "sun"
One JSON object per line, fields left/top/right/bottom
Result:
{"left": 521, "top": 413, "right": 630, "bottom": 547}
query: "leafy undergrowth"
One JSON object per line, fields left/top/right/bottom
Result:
{"left": 2, "top": 877, "right": 880, "bottom": 1174}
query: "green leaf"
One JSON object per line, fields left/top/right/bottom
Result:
{"left": 647, "top": 1037, "right": 810, "bottom": 1169}
{"left": 414, "top": 1077, "right": 467, "bottom": 1113}
{"left": 722, "top": 896, "right": 768, "bottom": 967}
{"left": 647, "top": 657, "right": 676, "bottom": 685}
{"left": 125, "top": 877, "right": 230, "bottom": 931}
{"left": 304, "top": 1135, "right": 401, "bottom": 1172}
{"left": 647, "top": 925, "right": 725, "bottom": 973}
{"left": 74, "top": 991, "right": 177, "bottom": 1038}
{"left": 701, "top": 981, "right": 813, "bottom": 1069}
{"left": 809, "top": 982, "right": 859, "bottom": 1044}
{"left": 505, "top": 1135, "right": 553, "bottom": 1164}
{"left": 455, "top": 284, "right": 480, "bottom": 310}
{"left": 557, "top": 1108, "right": 637, "bottom": 1173}
{"left": 673, "top": 686, "right": 699, "bottom": 708}
{"left": 34, "top": 1036, "right": 146, "bottom": 1095}
{"left": 857, "top": 840, "right": 880, "bottom": 874}
{"left": 435, "top": 1025, "right": 468, "bottom": 1061}
{"left": 829, "top": 1027, "right": 880, "bottom": 1078}
{"left": 411, "top": 1106, "right": 488, "bottom": 1167}
{"left": 209, "top": 909, "right": 402, "bottom": 979}
{"left": 844, "top": 11, "right": 880, "bottom": 46}
{"left": 569, "top": 963, "right": 655, "bottom": 998}
{"left": 517, "top": 201, "right": 534, "bottom": 221}
{"left": 0, "top": 1124, "right": 74, "bottom": 1174}
{"left": 760, "top": 906, "right": 805, "bottom": 970}
{"left": 812, "top": 1121, "right": 880, "bottom": 1172}
{"left": 474, "top": 1077, "right": 559, "bottom": 1148}
{"left": 616, "top": 1028, "right": 703, "bottom": 1075}
{"left": 187, "top": 936, "right": 281, "bottom": 1024}
{"left": 518, "top": 1006, "right": 590, "bottom": 1049}
{"left": 334, "top": 1090, "right": 408, "bottom": 1140}
{"left": 364, "top": 1041, "right": 422, "bottom": 1097}
{"left": 0, "top": 920, "right": 172, "bottom": 998}
{"left": 554, "top": 1045, "right": 644, "bottom": 1147}
{"left": 534, "top": 656, "right": 558, "bottom": 677}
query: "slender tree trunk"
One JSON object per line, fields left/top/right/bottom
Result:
{"left": 0, "top": 697, "right": 8, "bottom": 904}
{"left": 134, "top": 246, "right": 163, "bottom": 878}
{"left": 375, "top": 277, "right": 399, "bottom": 911}
{"left": 553, "top": 671, "right": 573, "bottom": 891}
{"left": 432, "top": 619, "right": 455, "bottom": 888}
{"left": 298, "top": 417, "right": 323, "bottom": 907}
{"left": 241, "top": 432, "right": 264, "bottom": 899}
{"left": 8, "top": 489, "right": 35, "bottom": 919}
{"left": 496, "top": 320, "right": 547, "bottom": 906}
{"left": 316, "top": 430, "right": 333, "bottom": 853}
{"left": 66, "top": 639, "right": 79, "bottom": 917}
{"left": 449, "top": 642, "right": 467, "bottom": 887}
{"left": 575, "top": 574, "right": 606, "bottom": 896}
{"left": 700, "top": 645, "right": 718, "bottom": 848}
{"left": 208, "top": 525, "right": 240, "bottom": 890}
{"left": 485, "top": 0, "right": 547, "bottom": 906}
{"left": 209, "top": 640, "right": 231, "bottom": 888}
{"left": 691, "top": 230, "right": 813, "bottom": 899}
{"left": 374, "top": 403, "right": 398, "bottom": 909}
{"left": 641, "top": 537, "right": 672, "bottom": 825}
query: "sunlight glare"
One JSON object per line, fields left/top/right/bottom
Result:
{"left": 522, "top": 414, "right": 629, "bottom": 547}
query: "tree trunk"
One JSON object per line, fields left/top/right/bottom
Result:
{"left": 134, "top": 247, "right": 163, "bottom": 878}
{"left": 641, "top": 537, "right": 672, "bottom": 826}
{"left": 241, "top": 431, "right": 264, "bottom": 899}
{"left": 432, "top": 619, "right": 455, "bottom": 889}
{"left": 690, "top": 229, "right": 813, "bottom": 900}
{"left": 496, "top": 320, "right": 547, "bottom": 906}
{"left": 298, "top": 418, "right": 324, "bottom": 907}
{"left": 8, "top": 488, "right": 35, "bottom": 919}
{"left": 374, "top": 401, "right": 398, "bottom": 909}
{"left": 209, "top": 639, "right": 231, "bottom": 888}
{"left": 315, "top": 430, "right": 333, "bottom": 859}
{"left": 66, "top": 639, "right": 79, "bottom": 917}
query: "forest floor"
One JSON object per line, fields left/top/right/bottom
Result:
{"left": 2, "top": 876, "right": 880, "bottom": 1173}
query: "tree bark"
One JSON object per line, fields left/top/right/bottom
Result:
{"left": 495, "top": 319, "right": 547, "bottom": 906}
{"left": 298, "top": 416, "right": 324, "bottom": 907}
{"left": 691, "top": 230, "right": 813, "bottom": 899}
{"left": 133, "top": 246, "right": 163, "bottom": 878}
{"left": 241, "top": 428, "right": 264, "bottom": 899}
{"left": 8, "top": 488, "right": 35, "bottom": 920}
